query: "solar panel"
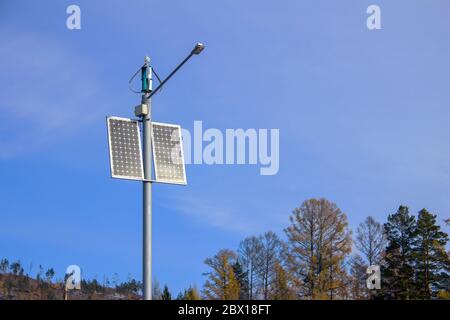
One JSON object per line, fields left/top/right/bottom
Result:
{"left": 152, "top": 122, "right": 187, "bottom": 185}
{"left": 107, "top": 116, "right": 144, "bottom": 181}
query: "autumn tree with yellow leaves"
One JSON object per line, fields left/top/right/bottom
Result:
{"left": 202, "top": 249, "right": 240, "bottom": 300}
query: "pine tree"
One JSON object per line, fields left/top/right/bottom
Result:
{"left": 10, "top": 261, "right": 22, "bottom": 275}
{"left": 382, "top": 205, "right": 416, "bottom": 300}
{"left": 45, "top": 268, "right": 55, "bottom": 283}
{"left": 37, "top": 265, "right": 44, "bottom": 283}
{"left": 203, "top": 249, "right": 240, "bottom": 300}
{"left": 0, "top": 258, "right": 9, "bottom": 274}
{"left": 413, "top": 209, "right": 450, "bottom": 299}
{"left": 161, "top": 284, "right": 172, "bottom": 300}
{"left": 232, "top": 260, "right": 249, "bottom": 300}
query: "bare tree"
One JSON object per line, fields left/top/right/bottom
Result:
{"left": 258, "top": 231, "right": 285, "bottom": 299}
{"left": 238, "top": 236, "right": 263, "bottom": 299}
{"left": 356, "top": 216, "right": 386, "bottom": 266}
{"left": 349, "top": 254, "right": 368, "bottom": 300}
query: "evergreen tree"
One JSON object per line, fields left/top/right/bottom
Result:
{"left": 116, "top": 278, "right": 141, "bottom": 296}
{"left": 203, "top": 249, "right": 240, "bottom": 300}
{"left": 0, "top": 258, "right": 9, "bottom": 274}
{"left": 37, "top": 265, "right": 44, "bottom": 283}
{"left": 176, "top": 292, "right": 184, "bottom": 300}
{"left": 232, "top": 260, "right": 249, "bottom": 299}
{"left": 382, "top": 205, "right": 416, "bottom": 300}
{"left": 161, "top": 284, "right": 172, "bottom": 300}
{"left": 10, "top": 261, "right": 22, "bottom": 275}
{"left": 413, "top": 209, "right": 450, "bottom": 299}
{"left": 45, "top": 268, "right": 55, "bottom": 283}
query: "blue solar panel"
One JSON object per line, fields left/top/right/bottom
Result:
{"left": 107, "top": 117, "right": 144, "bottom": 180}
{"left": 152, "top": 122, "right": 186, "bottom": 185}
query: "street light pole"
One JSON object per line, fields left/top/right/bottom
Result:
{"left": 137, "top": 44, "right": 205, "bottom": 300}
{"left": 141, "top": 57, "right": 153, "bottom": 300}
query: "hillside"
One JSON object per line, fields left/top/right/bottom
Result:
{"left": 0, "top": 273, "right": 141, "bottom": 300}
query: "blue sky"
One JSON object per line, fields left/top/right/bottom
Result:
{"left": 1, "top": 0, "right": 449, "bottom": 295}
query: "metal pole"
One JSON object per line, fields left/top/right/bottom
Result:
{"left": 141, "top": 57, "right": 152, "bottom": 300}
{"left": 137, "top": 45, "right": 204, "bottom": 299}
{"left": 148, "top": 43, "right": 204, "bottom": 99}
{"left": 148, "top": 52, "right": 193, "bottom": 99}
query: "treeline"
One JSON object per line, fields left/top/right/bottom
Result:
{"left": 201, "top": 198, "right": 450, "bottom": 300}
{"left": 0, "top": 259, "right": 198, "bottom": 300}
{"left": 1, "top": 198, "right": 448, "bottom": 300}
{"left": 0, "top": 260, "right": 144, "bottom": 300}
{"left": 152, "top": 281, "right": 201, "bottom": 300}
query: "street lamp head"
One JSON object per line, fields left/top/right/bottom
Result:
{"left": 192, "top": 43, "right": 205, "bottom": 55}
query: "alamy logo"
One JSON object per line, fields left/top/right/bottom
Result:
{"left": 367, "top": 5, "right": 381, "bottom": 30}
{"left": 179, "top": 121, "right": 280, "bottom": 176}
{"left": 66, "top": 5, "right": 81, "bottom": 30}
{"left": 366, "top": 265, "right": 381, "bottom": 290}
{"left": 65, "top": 265, "right": 82, "bottom": 290}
